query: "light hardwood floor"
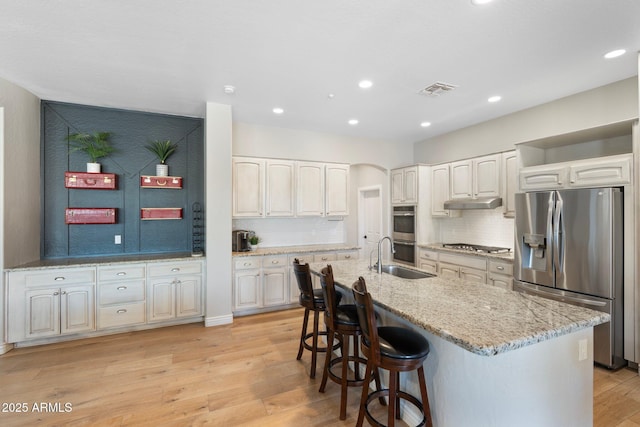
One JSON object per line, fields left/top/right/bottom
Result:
{"left": 0, "top": 308, "right": 639, "bottom": 426}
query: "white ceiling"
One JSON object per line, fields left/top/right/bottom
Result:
{"left": 1, "top": 0, "right": 639, "bottom": 145}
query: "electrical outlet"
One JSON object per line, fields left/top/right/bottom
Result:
{"left": 114, "top": 235, "right": 122, "bottom": 245}
{"left": 578, "top": 339, "right": 588, "bottom": 361}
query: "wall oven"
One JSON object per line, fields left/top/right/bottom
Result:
{"left": 392, "top": 206, "right": 416, "bottom": 266}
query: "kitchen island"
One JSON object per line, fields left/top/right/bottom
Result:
{"left": 309, "top": 259, "right": 610, "bottom": 427}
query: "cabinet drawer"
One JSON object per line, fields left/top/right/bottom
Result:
{"left": 313, "top": 253, "right": 337, "bottom": 263}
{"left": 24, "top": 268, "right": 96, "bottom": 287}
{"left": 288, "top": 254, "right": 313, "bottom": 265}
{"left": 99, "top": 280, "right": 146, "bottom": 305}
{"left": 98, "top": 302, "right": 146, "bottom": 329}
{"left": 336, "top": 251, "right": 357, "bottom": 261}
{"left": 262, "top": 255, "right": 288, "bottom": 268}
{"left": 149, "top": 261, "right": 202, "bottom": 277}
{"left": 234, "top": 257, "right": 262, "bottom": 270}
{"left": 488, "top": 260, "right": 513, "bottom": 276}
{"left": 418, "top": 249, "right": 438, "bottom": 261}
{"left": 98, "top": 264, "right": 146, "bottom": 281}
{"left": 438, "top": 253, "right": 486, "bottom": 270}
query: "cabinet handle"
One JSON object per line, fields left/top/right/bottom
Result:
{"left": 244, "top": 262, "right": 251, "bottom": 266}
{"left": 54, "top": 276, "right": 65, "bottom": 281}
{"left": 271, "top": 260, "right": 279, "bottom": 264}
{"left": 117, "top": 309, "right": 127, "bottom": 314}
{"left": 344, "top": 255, "right": 351, "bottom": 259}
{"left": 117, "top": 286, "right": 127, "bottom": 291}
{"left": 116, "top": 272, "right": 127, "bottom": 276}
{"left": 496, "top": 266, "right": 505, "bottom": 271}
{"left": 53, "top": 291, "right": 60, "bottom": 296}
{"left": 61, "top": 291, "right": 67, "bottom": 295}
{"left": 321, "top": 257, "right": 328, "bottom": 261}
{"left": 171, "top": 268, "right": 180, "bottom": 272}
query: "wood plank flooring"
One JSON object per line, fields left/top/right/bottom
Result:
{"left": 0, "top": 307, "right": 638, "bottom": 426}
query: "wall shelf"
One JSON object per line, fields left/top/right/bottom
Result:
{"left": 140, "top": 208, "right": 183, "bottom": 220}
{"left": 65, "top": 208, "right": 117, "bottom": 224}
{"left": 140, "top": 176, "right": 182, "bottom": 189}
{"left": 65, "top": 172, "right": 117, "bottom": 190}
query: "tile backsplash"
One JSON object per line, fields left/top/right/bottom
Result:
{"left": 436, "top": 210, "right": 515, "bottom": 249}
{"left": 233, "top": 217, "right": 345, "bottom": 247}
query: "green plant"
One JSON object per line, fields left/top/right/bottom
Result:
{"left": 67, "top": 131, "right": 115, "bottom": 163}
{"left": 249, "top": 235, "right": 260, "bottom": 245}
{"left": 145, "top": 140, "right": 178, "bottom": 164}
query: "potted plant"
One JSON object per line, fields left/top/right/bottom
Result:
{"left": 66, "top": 131, "right": 115, "bottom": 173}
{"left": 249, "top": 235, "right": 260, "bottom": 251}
{"left": 145, "top": 139, "right": 178, "bottom": 176}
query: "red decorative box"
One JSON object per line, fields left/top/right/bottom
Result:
{"left": 140, "top": 208, "right": 183, "bottom": 220}
{"left": 65, "top": 208, "right": 117, "bottom": 224}
{"left": 65, "top": 172, "right": 117, "bottom": 190}
{"left": 140, "top": 176, "right": 182, "bottom": 189}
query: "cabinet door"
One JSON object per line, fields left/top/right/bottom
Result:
{"left": 460, "top": 268, "right": 487, "bottom": 283}
{"left": 450, "top": 160, "right": 473, "bottom": 199}
{"left": 61, "top": 285, "right": 95, "bottom": 334}
{"left": 233, "top": 157, "right": 264, "bottom": 217}
{"left": 176, "top": 276, "right": 203, "bottom": 318}
{"left": 419, "top": 261, "right": 437, "bottom": 274}
{"left": 234, "top": 269, "right": 261, "bottom": 310}
{"left": 431, "top": 165, "right": 453, "bottom": 217}
{"left": 390, "top": 169, "right": 404, "bottom": 204}
{"left": 519, "top": 165, "right": 567, "bottom": 191}
{"left": 438, "top": 263, "right": 459, "bottom": 279}
{"left": 263, "top": 267, "right": 287, "bottom": 306}
{"left": 25, "top": 288, "right": 60, "bottom": 339}
{"left": 297, "top": 162, "right": 325, "bottom": 216}
{"left": 149, "top": 280, "right": 175, "bottom": 322}
{"left": 502, "top": 151, "right": 517, "bottom": 218}
{"left": 325, "top": 164, "right": 349, "bottom": 216}
{"left": 265, "top": 160, "right": 295, "bottom": 217}
{"left": 474, "top": 154, "right": 500, "bottom": 198}
{"left": 489, "top": 274, "right": 513, "bottom": 290}
{"left": 568, "top": 155, "right": 631, "bottom": 187}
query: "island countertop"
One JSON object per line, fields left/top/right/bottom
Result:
{"left": 308, "top": 259, "right": 609, "bottom": 356}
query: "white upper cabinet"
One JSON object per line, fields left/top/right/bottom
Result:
{"left": 502, "top": 151, "right": 517, "bottom": 218}
{"left": 325, "top": 163, "right": 350, "bottom": 216}
{"left": 451, "top": 155, "right": 500, "bottom": 199}
{"left": 296, "top": 161, "right": 325, "bottom": 216}
{"left": 265, "top": 159, "right": 295, "bottom": 217}
{"left": 232, "top": 157, "right": 265, "bottom": 217}
{"left": 431, "top": 164, "right": 455, "bottom": 217}
{"left": 391, "top": 166, "right": 418, "bottom": 205}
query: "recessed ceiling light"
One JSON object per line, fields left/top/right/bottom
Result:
{"left": 471, "top": 0, "right": 494, "bottom": 5}
{"left": 327, "top": 93, "right": 335, "bottom": 99}
{"left": 358, "top": 80, "right": 373, "bottom": 89}
{"left": 273, "top": 107, "right": 284, "bottom": 114}
{"left": 420, "top": 122, "right": 432, "bottom": 128}
{"left": 348, "top": 119, "right": 359, "bottom": 125}
{"left": 223, "top": 85, "right": 235, "bottom": 94}
{"left": 604, "top": 49, "right": 626, "bottom": 59}
{"left": 488, "top": 95, "right": 502, "bottom": 103}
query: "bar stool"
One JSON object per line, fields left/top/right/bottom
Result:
{"left": 352, "top": 276, "right": 433, "bottom": 427}
{"left": 292, "top": 258, "right": 340, "bottom": 379}
{"left": 318, "top": 264, "right": 381, "bottom": 420}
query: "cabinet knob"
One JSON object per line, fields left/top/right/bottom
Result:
{"left": 61, "top": 291, "right": 67, "bottom": 295}
{"left": 53, "top": 291, "right": 60, "bottom": 296}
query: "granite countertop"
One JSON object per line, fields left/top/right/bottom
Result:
{"left": 309, "top": 259, "right": 609, "bottom": 356}
{"left": 233, "top": 243, "right": 360, "bottom": 257}
{"left": 418, "top": 242, "right": 515, "bottom": 262}
{"left": 5, "top": 252, "right": 201, "bottom": 271}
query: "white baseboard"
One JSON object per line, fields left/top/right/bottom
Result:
{"left": 204, "top": 314, "right": 233, "bottom": 327}
{"left": 0, "top": 342, "right": 14, "bottom": 355}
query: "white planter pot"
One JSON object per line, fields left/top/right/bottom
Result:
{"left": 249, "top": 244, "right": 259, "bottom": 251}
{"left": 156, "top": 164, "right": 169, "bottom": 176}
{"left": 87, "top": 162, "right": 101, "bottom": 173}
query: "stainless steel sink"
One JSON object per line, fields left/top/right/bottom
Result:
{"left": 380, "top": 265, "right": 436, "bottom": 280}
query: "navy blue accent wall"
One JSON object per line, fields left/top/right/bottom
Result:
{"left": 41, "top": 101, "right": 204, "bottom": 259}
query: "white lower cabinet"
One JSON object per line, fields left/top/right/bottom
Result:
{"left": 148, "top": 261, "right": 203, "bottom": 322}
{"left": 97, "top": 264, "right": 146, "bottom": 329}
{"left": 488, "top": 260, "right": 514, "bottom": 290}
{"left": 438, "top": 253, "right": 488, "bottom": 283}
{"left": 417, "top": 249, "right": 438, "bottom": 274}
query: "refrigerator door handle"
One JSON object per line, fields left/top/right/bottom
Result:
{"left": 553, "top": 195, "right": 563, "bottom": 276}
{"left": 516, "top": 282, "right": 608, "bottom": 309}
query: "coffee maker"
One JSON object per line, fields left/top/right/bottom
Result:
{"left": 232, "top": 230, "right": 251, "bottom": 252}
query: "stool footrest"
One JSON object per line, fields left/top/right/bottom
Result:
{"left": 302, "top": 331, "right": 340, "bottom": 353}
{"left": 364, "top": 389, "right": 428, "bottom": 427}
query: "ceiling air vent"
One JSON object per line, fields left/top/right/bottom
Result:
{"left": 418, "top": 81, "right": 458, "bottom": 97}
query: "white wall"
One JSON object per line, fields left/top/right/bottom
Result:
{"left": 0, "top": 77, "right": 41, "bottom": 352}
{"left": 414, "top": 77, "right": 639, "bottom": 165}
{"left": 204, "top": 102, "right": 233, "bottom": 326}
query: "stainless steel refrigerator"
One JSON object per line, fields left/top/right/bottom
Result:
{"left": 514, "top": 187, "right": 624, "bottom": 369}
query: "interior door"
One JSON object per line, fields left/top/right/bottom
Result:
{"left": 359, "top": 188, "right": 382, "bottom": 261}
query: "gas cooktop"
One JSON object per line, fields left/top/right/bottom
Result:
{"left": 442, "top": 243, "right": 511, "bottom": 254}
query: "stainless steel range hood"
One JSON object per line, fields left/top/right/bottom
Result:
{"left": 444, "top": 197, "right": 502, "bottom": 210}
